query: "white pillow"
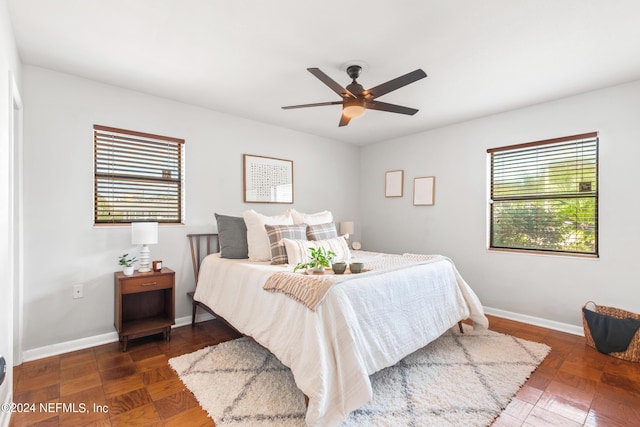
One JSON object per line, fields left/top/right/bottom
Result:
{"left": 243, "top": 210, "right": 293, "bottom": 261}
{"left": 283, "top": 235, "right": 351, "bottom": 266}
{"left": 290, "top": 209, "right": 333, "bottom": 225}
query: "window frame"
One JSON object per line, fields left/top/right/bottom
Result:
{"left": 93, "top": 125, "right": 185, "bottom": 225}
{"left": 487, "top": 132, "right": 599, "bottom": 257}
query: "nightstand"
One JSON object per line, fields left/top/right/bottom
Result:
{"left": 114, "top": 268, "right": 175, "bottom": 351}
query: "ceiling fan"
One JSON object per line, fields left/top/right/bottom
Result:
{"left": 282, "top": 65, "right": 427, "bottom": 127}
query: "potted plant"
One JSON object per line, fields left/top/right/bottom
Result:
{"left": 294, "top": 246, "right": 337, "bottom": 274}
{"left": 119, "top": 253, "right": 137, "bottom": 276}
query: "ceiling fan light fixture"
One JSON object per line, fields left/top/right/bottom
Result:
{"left": 282, "top": 66, "right": 427, "bottom": 126}
{"left": 343, "top": 100, "right": 366, "bottom": 118}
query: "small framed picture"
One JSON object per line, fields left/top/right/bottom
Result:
{"left": 385, "top": 170, "right": 404, "bottom": 197}
{"left": 413, "top": 176, "right": 435, "bottom": 206}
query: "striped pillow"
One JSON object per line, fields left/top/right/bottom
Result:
{"left": 306, "top": 222, "right": 338, "bottom": 241}
{"left": 265, "top": 224, "right": 308, "bottom": 264}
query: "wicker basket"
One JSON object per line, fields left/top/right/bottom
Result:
{"left": 582, "top": 301, "right": 640, "bottom": 362}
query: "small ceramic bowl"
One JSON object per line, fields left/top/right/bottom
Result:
{"left": 332, "top": 262, "right": 347, "bottom": 274}
{"left": 350, "top": 262, "right": 364, "bottom": 274}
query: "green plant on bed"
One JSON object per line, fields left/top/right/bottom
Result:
{"left": 293, "top": 246, "right": 337, "bottom": 272}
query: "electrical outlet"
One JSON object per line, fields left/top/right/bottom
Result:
{"left": 73, "top": 284, "right": 84, "bottom": 299}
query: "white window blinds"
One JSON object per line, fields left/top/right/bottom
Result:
{"left": 94, "top": 125, "right": 184, "bottom": 224}
{"left": 488, "top": 132, "right": 598, "bottom": 256}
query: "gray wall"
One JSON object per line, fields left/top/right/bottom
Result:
{"left": 21, "top": 65, "right": 361, "bottom": 353}
{"left": 359, "top": 80, "right": 640, "bottom": 329}
{"left": 19, "top": 64, "right": 640, "bottom": 355}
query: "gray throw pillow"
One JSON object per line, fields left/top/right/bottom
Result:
{"left": 215, "top": 213, "right": 248, "bottom": 259}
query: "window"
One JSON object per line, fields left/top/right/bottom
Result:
{"left": 94, "top": 125, "right": 184, "bottom": 224}
{"left": 488, "top": 132, "right": 598, "bottom": 256}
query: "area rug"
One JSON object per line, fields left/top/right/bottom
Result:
{"left": 169, "top": 325, "right": 550, "bottom": 426}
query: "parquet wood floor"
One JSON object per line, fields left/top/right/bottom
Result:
{"left": 9, "top": 315, "right": 640, "bottom": 426}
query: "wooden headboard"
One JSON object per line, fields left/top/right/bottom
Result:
{"left": 187, "top": 233, "right": 219, "bottom": 285}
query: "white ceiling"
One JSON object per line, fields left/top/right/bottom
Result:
{"left": 8, "top": 0, "right": 640, "bottom": 145}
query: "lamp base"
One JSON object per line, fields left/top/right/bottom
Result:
{"left": 138, "top": 244, "right": 152, "bottom": 273}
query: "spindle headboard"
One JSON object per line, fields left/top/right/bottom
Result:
{"left": 186, "top": 233, "right": 220, "bottom": 326}
{"left": 186, "top": 233, "right": 219, "bottom": 285}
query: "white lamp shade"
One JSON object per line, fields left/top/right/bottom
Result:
{"left": 131, "top": 222, "right": 158, "bottom": 244}
{"left": 339, "top": 221, "right": 355, "bottom": 235}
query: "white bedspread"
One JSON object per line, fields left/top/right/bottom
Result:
{"left": 193, "top": 251, "right": 488, "bottom": 427}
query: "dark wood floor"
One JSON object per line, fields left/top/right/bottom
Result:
{"left": 9, "top": 315, "right": 640, "bottom": 427}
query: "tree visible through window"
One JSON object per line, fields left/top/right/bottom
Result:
{"left": 94, "top": 125, "right": 185, "bottom": 224}
{"left": 488, "top": 132, "right": 598, "bottom": 256}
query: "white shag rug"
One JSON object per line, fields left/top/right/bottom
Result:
{"left": 169, "top": 325, "right": 550, "bottom": 427}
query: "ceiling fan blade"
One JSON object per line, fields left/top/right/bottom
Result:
{"left": 365, "top": 69, "right": 427, "bottom": 99}
{"left": 282, "top": 101, "right": 343, "bottom": 110}
{"left": 307, "top": 68, "right": 356, "bottom": 99}
{"left": 365, "top": 101, "right": 419, "bottom": 115}
{"left": 338, "top": 114, "right": 351, "bottom": 127}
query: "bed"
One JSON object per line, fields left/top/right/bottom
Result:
{"left": 188, "top": 232, "right": 488, "bottom": 427}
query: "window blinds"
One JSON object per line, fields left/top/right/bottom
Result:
{"left": 488, "top": 132, "right": 598, "bottom": 255}
{"left": 94, "top": 125, "right": 184, "bottom": 224}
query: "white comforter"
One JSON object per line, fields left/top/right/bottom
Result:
{"left": 193, "top": 251, "right": 488, "bottom": 426}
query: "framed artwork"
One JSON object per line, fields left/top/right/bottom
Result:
{"left": 385, "top": 170, "right": 404, "bottom": 197}
{"left": 413, "top": 176, "right": 435, "bottom": 206}
{"left": 243, "top": 154, "right": 293, "bottom": 203}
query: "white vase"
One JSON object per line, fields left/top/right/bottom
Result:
{"left": 123, "top": 266, "right": 134, "bottom": 276}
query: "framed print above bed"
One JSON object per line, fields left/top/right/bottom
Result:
{"left": 243, "top": 154, "right": 294, "bottom": 204}
{"left": 385, "top": 170, "right": 404, "bottom": 197}
{"left": 413, "top": 176, "right": 435, "bottom": 206}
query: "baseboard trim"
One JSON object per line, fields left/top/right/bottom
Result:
{"left": 22, "top": 331, "right": 120, "bottom": 363}
{"left": 483, "top": 306, "right": 584, "bottom": 336}
{"left": 174, "top": 312, "right": 215, "bottom": 328}
{"left": 20, "top": 309, "right": 579, "bottom": 363}
{"left": 21, "top": 314, "right": 215, "bottom": 363}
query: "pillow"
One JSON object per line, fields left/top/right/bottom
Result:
{"left": 215, "top": 213, "right": 248, "bottom": 259}
{"left": 243, "top": 210, "right": 293, "bottom": 261}
{"left": 306, "top": 222, "right": 338, "bottom": 241}
{"left": 265, "top": 224, "right": 308, "bottom": 264}
{"left": 290, "top": 209, "right": 333, "bottom": 225}
{"left": 283, "top": 235, "right": 351, "bottom": 267}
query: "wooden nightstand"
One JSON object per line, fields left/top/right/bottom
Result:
{"left": 114, "top": 268, "right": 175, "bottom": 351}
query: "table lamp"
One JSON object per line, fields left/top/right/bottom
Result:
{"left": 339, "top": 221, "right": 361, "bottom": 250}
{"left": 339, "top": 221, "right": 354, "bottom": 246}
{"left": 131, "top": 222, "right": 158, "bottom": 273}
{"left": 339, "top": 221, "right": 355, "bottom": 236}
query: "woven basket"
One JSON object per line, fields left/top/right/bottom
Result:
{"left": 582, "top": 301, "right": 640, "bottom": 362}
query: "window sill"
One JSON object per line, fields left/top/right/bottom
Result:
{"left": 93, "top": 223, "right": 186, "bottom": 229}
{"left": 488, "top": 247, "right": 599, "bottom": 260}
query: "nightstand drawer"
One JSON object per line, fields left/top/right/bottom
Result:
{"left": 121, "top": 274, "right": 173, "bottom": 294}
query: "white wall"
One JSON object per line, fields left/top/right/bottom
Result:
{"left": 17, "top": 61, "right": 640, "bottom": 357}
{"left": 0, "top": 0, "right": 21, "bottom": 422}
{"left": 360, "top": 79, "right": 640, "bottom": 328}
{"left": 21, "top": 65, "right": 360, "bottom": 354}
